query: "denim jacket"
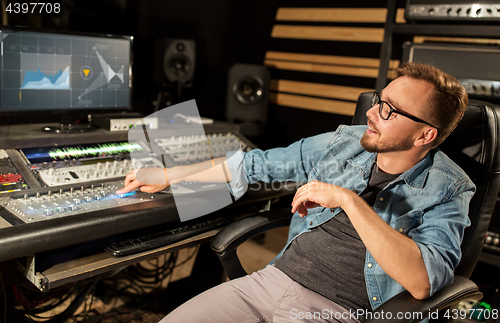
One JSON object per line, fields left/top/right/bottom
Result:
{"left": 227, "top": 125, "right": 474, "bottom": 311}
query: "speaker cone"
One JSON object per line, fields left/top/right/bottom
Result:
{"left": 233, "top": 75, "right": 264, "bottom": 105}
{"left": 165, "top": 55, "right": 191, "bottom": 82}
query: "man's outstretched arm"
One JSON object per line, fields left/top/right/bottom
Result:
{"left": 116, "top": 157, "right": 231, "bottom": 194}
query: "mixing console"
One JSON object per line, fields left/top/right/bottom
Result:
{"left": 155, "top": 132, "right": 251, "bottom": 166}
{"left": 22, "top": 141, "right": 146, "bottom": 187}
{"left": 38, "top": 159, "right": 134, "bottom": 186}
{"left": 0, "top": 130, "right": 255, "bottom": 224}
{"left": 0, "top": 181, "right": 156, "bottom": 223}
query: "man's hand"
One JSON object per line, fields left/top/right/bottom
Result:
{"left": 291, "top": 180, "right": 356, "bottom": 217}
{"left": 116, "top": 168, "right": 169, "bottom": 194}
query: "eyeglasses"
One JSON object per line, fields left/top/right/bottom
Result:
{"left": 371, "top": 92, "right": 438, "bottom": 130}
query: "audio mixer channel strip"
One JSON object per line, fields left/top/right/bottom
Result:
{"left": 0, "top": 131, "right": 254, "bottom": 225}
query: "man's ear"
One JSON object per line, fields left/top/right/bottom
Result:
{"left": 415, "top": 127, "right": 438, "bottom": 147}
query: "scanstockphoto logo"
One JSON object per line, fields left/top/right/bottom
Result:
{"left": 127, "top": 100, "right": 247, "bottom": 222}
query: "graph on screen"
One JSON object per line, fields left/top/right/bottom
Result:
{"left": 0, "top": 29, "right": 131, "bottom": 111}
{"left": 21, "top": 53, "right": 70, "bottom": 90}
{"left": 78, "top": 47, "right": 125, "bottom": 100}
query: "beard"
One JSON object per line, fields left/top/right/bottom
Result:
{"left": 360, "top": 130, "right": 414, "bottom": 153}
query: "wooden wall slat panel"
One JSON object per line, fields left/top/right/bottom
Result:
{"left": 270, "top": 80, "right": 372, "bottom": 101}
{"left": 395, "top": 8, "right": 406, "bottom": 23}
{"left": 266, "top": 6, "right": 404, "bottom": 119}
{"left": 269, "top": 93, "right": 357, "bottom": 116}
{"left": 265, "top": 59, "right": 380, "bottom": 78}
{"left": 276, "top": 8, "right": 387, "bottom": 23}
{"left": 265, "top": 51, "right": 400, "bottom": 69}
{"left": 271, "top": 25, "right": 384, "bottom": 42}
{"left": 275, "top": 8, "right": 406, "bottom": 24}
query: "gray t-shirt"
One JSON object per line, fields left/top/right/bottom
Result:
{"left": 274, "top": 163, "right": 399, "bottom": 312}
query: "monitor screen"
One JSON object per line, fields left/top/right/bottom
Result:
{"left": 0, "top": 27, "right": 132, "bottom": 116}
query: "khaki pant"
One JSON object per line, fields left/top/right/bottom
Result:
{"left": 160, "top": 265, "right": 360, "bottom": 323}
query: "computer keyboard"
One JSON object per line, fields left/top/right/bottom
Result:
{"left": 104, "top": 216, "right": 228, "bottom": 256}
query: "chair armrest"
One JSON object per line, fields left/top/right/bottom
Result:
{"left": 364, "top": 275, "right": 482, "bottom": 323}
{"left": 210, "top": 208, "right": 292, "bottom": 279}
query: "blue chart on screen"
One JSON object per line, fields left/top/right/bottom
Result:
{"left": 21, "top": 67, "right": 70, "bottom": 89}
{"left": 21, "top": 53, "right": 71, "bottom": 90}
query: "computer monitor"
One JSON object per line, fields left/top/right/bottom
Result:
{"left": 0, "top": 26, "right": 133, "bottom": 131}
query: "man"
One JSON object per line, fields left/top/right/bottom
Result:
{"left": 117, "top": 62, "right": 474, "bottom": 322}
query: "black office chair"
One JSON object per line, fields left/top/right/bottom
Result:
{"left": 211, "top": 92, "right": 500, "bottom": 322}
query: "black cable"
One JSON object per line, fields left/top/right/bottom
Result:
{"left": 8, "top": 282, "right": 93, "bottom": 323}
{"left": 75, "top": 278, "right": 98, "bottom": 322}
{"left": 16, "top": 284, "right": 81, "bottom": 315}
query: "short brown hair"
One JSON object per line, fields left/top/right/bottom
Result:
{"left": 395, "top": 62, "right": 468, "bottom": 147}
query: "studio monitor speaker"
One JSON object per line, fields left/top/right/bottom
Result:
{"left": 225, "top": 64, "right": 270, "bottom": 136}
{"left": 155, "top": 38, "right": 196, "bottom": 88}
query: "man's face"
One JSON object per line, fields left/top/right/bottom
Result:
{"left": 360, "top": 76, "right": 435, "bottom": 153}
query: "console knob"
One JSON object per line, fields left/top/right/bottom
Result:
{"left": 54, "top": 177, "right": 60, "bottom": 183}
{"left": 96, "top": 162, "right": 103, "bottom": 169}
{"left": 48, "top": 168, "right": 55, "bottom": 176}
{"left": 93, "top": 171, "right": 99, "bottom": 178}
{"left": 84, "top": 173, "right": 90, "bottom": 179}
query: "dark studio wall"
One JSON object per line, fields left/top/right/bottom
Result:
{"left": 130, "top": 0, "right": 280, "bottom": 119}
